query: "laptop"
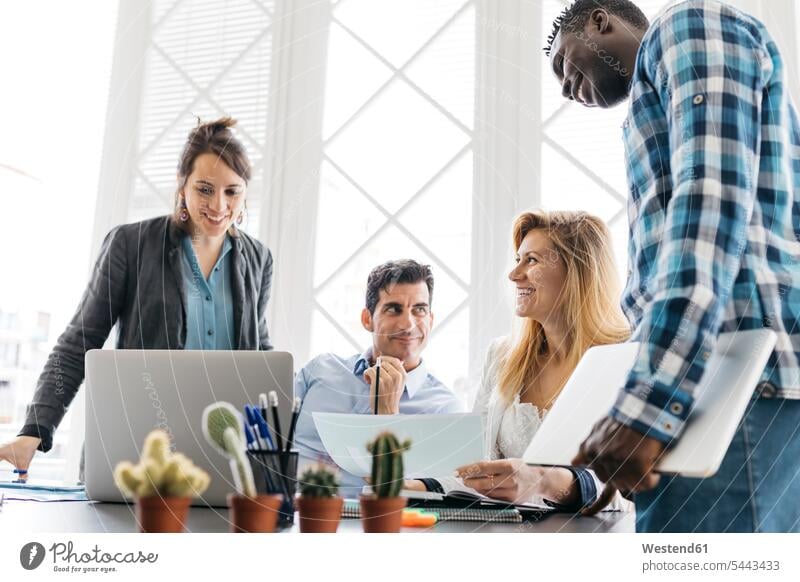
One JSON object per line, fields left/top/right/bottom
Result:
{"left": 523, "top": 329, "right": 777, "bottom": 478}
{"left": 84, "top": 349, "right": 293, "bottom": 506}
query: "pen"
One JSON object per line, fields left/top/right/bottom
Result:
{"left": 259, "top": 393, "right": 272, "bottom": 444}
{"left": 243, "top": 422, "right": 258, "bottom": 451}
{"left": 374, "top": 356, "right": 381, "bottom": 414}
{"left": 284, "top": 397, "right": 301, "bottom": 453}
{"left": 253, "top": 406, "right": 276, "bottom": 450}
{"left": 247, "top": 404, "right": 273, "bottom": 450}
{"left": 269, "top": 391, "right": 284, "bottom": 453}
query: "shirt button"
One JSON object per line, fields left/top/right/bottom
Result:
{"left": 693, "top": 94, "right": 704, "bottom": 105}
{"left": 670, "top": 402, "right": 684, "bottom": 415}
{"left": 702, "top": 350, "right": 711, "bottom": 360}
{"left": 206, "top": 295, "right": 212, "bottom": 301}
{"left": 207, "top": 329, "right": 214, "bottom": 336}
{"left": 757, "top": 382, "right": 777, "bottom": 398}
{"left": 214, "top": 267, "right": 219, "bottom": 272}
{"left": 663, "top": 421, "right": 674, "bottom": 432}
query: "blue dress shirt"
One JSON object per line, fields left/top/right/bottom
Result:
{"left": 180, "top": 234, "right": 235, "bottom": 350}
{"left": 294, "top": 348, "right": 465, "bottom": 498}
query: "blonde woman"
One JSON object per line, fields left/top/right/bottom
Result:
{"left": 409, "top": 210, "right": 631, "bottom": 510}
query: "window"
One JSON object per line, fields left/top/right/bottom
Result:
{"left": 309, "top": 0, "right": 476, "bottom": 402}
{"left": 128, "top": 0, "right": 275, "bottom": 237}
{"left": 0, "top": 0, "right": 118, "bottom": 481}
{"left": 539, "top": 0, "right": 676, "bottom": 285}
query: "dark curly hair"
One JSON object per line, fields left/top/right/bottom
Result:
{"left": 544, "top": 0, "right": 649, "bottom": 56}
{"left": 365, "top": 260, "right": 434, "bottom": 315}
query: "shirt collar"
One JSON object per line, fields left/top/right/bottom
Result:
{"left": 352, "top": 347, "right": 428, "bottom": 400}
{"left": 181, "top": 233, "right": 232, "bottom": 268}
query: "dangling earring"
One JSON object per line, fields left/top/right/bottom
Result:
{"left": 179, "top": 197, "right": 189, "bottom": 222}
{"left": 236, "top": 211, "right": 244, "bottom": 225}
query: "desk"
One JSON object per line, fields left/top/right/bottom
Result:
{"left": 1, "top": 500, "right": 634, "bottom": 533}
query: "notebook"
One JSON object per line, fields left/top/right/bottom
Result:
{"left": 341, "top": 499, "right": 523, "bottom": 523}
{"left": 344, "top": 489, "right": 555, "bottom": 522}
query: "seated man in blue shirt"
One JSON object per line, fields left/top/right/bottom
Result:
{"left": 294, "top": 259, "right": 465, "bottom": 497}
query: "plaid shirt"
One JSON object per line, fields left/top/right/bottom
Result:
{"left": 611, "top": 0, "right": 800, "bottom": 443}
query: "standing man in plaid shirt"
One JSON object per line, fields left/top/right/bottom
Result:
{"left": 546, "top": 0, "right": 800, "bottom": 532}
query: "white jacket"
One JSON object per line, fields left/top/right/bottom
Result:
{"left": 435, "top": 337, "right": 633, "bottom": 512}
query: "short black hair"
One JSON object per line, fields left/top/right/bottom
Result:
{"left": 365, "top": 260, "right": 434, "bottom": 315}
{"left": 544, "top": 0, "right": 649, "bottom": 56}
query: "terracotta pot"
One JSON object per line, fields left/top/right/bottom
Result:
{"left": 227, "top": 494, "right": 283, "bottom": 533}
{"left": 359, "top": 495, "right": 407, "bottom": 533}
{"left": 296, "top": 496, "right": 344, "bottom": 533}
{"left": 135, "top": 496, "right": 192, "bottom": 533}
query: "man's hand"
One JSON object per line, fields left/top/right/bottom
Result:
{"left": 364, "top": 355, "right": 406, "bottom": 414}
{"left": 572, "top": 416, "right": 666, "bottom": 515}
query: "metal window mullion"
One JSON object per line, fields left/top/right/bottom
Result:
{"left": 138, "top": 23, "right": 273, "bottom": 161}
{"left": 314, "top": 142, "right": 472, "bottom": 292}
{"left": 330, "top": 13, "right": 472, "bottom": 140}
{"left": 313, "top": 300, "right": 363, "bottom": 353}
{"left": 150, "top": 42, "right": 263, "bottom": 148}
{"left": 393, "top": 142, "right": 472, "bottom": 221}
{"left": 134, "top": 167, "right": 173, "bottom": 208}
{"left": 541, "top": 133, "right": 627, "bottom": 205}
{"left": 325, "top": 0, "right": 473, "bottom": 144}
{"left": 429, "top": 297, "right": 469, "bottom": 339}
{"left": 260, "top": 0, "right": 331, "bottom": 366}
{"left": 319, "top": 155, "right": 470, "bottom": 293}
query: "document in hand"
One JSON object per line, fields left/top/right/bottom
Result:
{"left": 313, "top": 412, "right": 485, "bottom": 477}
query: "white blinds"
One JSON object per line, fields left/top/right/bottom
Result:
{"left": 130, "top": 0, "right": 274, "bottom": 237}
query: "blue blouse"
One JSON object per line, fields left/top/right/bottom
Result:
{"left": 180, "top": 234, "right": 235, "bottom": 350}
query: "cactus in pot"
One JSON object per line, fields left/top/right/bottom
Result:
{"left": 201, "top": 402, "right": 255, "bottom": 497}
{"left": 368, "top": 432, "right": 411, "bottom": 498}
{"left": 299, "top": 464, "right": 341, "bottom": 498}
{"left": 296, "top": 463, "right": 344, "bottom": 533}
{"left": 360, "top": 431, "right": 412, "bottom": 533}
{"left": 201, "top": 401, "right": 282, "bottom": 532}
{"left": 113, "top": 429, "right": 210, "bottom": 533}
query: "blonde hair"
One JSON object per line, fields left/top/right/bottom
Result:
{"left": 496, "top": 210, "right": 631, "bottom": 404}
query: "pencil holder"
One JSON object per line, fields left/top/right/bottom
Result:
{"left": 247, "top": 450, "right": 299, "bottom": 527}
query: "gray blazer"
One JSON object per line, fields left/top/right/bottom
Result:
{"left": 19, "top": 215, "right": 273, "bottom": 452}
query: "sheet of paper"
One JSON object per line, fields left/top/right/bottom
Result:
{"left": 0, "top": 482, "right": 88, "bottom": 502}
{"left": 313, "top": 413, "right": 485, "bottom": 478}
{"left": 0, "top": 480, "right": 85, "bottom": 492}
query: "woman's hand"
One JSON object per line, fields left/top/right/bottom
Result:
{"left": 0, "top": 436, "right": 41, "bottom": 478}
{"left": 457, "top": 459, "right": 577, "bottom": 505}
{"left": 403, "top": 479, "right": 427, "bottom": 492}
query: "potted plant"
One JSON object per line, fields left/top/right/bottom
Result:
{"left": 296, "top": 463, "right": 344, "bottom": 533}
{"left": 202, "top": 402, "right": 282, "bottom": 532}
{"left": 359, "top": 431, "right": 411, "bottom": 533}
{"left": 113, "top": 429, "right": 210, "bottom": 533}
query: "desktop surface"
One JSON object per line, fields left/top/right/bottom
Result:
{"left": 1, "top": 499, "right": 634, "bottom": 533}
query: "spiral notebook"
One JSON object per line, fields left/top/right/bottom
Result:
{"left": 344, "top": 490, "right": 555, "bottom": 523}
{"left": 341, "top": 499, "right": 523, "bottom": 523}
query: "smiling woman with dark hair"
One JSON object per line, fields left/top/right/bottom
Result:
{"left": 0, "top": 117, "right": 275, "bottom": 479}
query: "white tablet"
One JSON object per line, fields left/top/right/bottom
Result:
{"left": 523, "top": 329, "right": 777, "bottom": 478}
